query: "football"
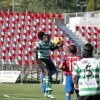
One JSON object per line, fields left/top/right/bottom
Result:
{"left": 53, "top": 37, "right": 62, "bottom": 45}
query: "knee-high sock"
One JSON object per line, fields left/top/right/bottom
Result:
{"left": 45, "top": 76, "right": 49, "bottom": 89}
{"left": 75, "top": 89, "right": 79, "bottom": 100}
{"left": 48, "top": 82, "right": 52, "bottom": 95}
{"left": 41, "top": 73, "right": 46, "bottom": 93}
{"left": 66, "top": 96, "right": 70, "bottom": 100}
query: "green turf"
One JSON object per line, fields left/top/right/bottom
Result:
{"left": 0, "top": 83, "right": 76, "bottom": 100}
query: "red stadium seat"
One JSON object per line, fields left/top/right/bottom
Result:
{"left": 82, "top": 26, "right": 86, "bottom": 30}
{"left": 98, "top": 29, "right": 100, "bottom": 33}
{"left": 51, "top": 54, "right": 56, "bottom": 59}
{"left": 25, "top": 60, "right": 31, "bottom": 66}
{"left": 55, "top": 34, "right": 61, "bottom": 37}
{"left": 16, "top": 12, "right": 21, "bottom": 16}
{"left": 88, "top": 32, "right": 92, "bottom": 37}
{"left": 61, "top": 34, "right": 66, "bottom": 37}
{"left": 76, "top": 26, "right": 80, "bottom": 31}
{"left": 49, "top": 22, "right": 54, "bottom": 26}
{"left": 94, "top": 44, "right": 99, "bottom": 49}
{"left": 31, "top": 60, "right": 37, "bottom": 66}
{"left": 94, "top": 38, "right": 99, "bottom": 42}
{"left": 52, "top": 13, "right": 57, "bottom": 18}
{"left": 88, "top": 38, "right": 93, "bottom": 43}
{"left": 28, "top": 12, "right": 34, "bottom": 17}
{"left": 58, "top": 54, "right": 63, "bottom": 59}
{"left": 94, "top": 27, "right": 98, "bottom": 31}
{"left": 94, "top": 32, "right": 99, "bottom": 37}
{"left": 88, "top": 26, "right": 92, "bottom": 31}
{"left": 18, "top": 55, "right": 24, "bottom": 61}
{"left": 82, "top": 32, "right": 86, "bottom": 37}
{"left": 50, "top": 56, "right": 54, "bottom": 60}
{"left": 20, "top": 47, "right": 25, "bottom": 53}
{"left": 46, "top": 13, "right": 51, "bottom": 18}
{"left": 41, "top": 13, "right": 46, "bottom": 18}
{"left": 25, "top": 53, "right": 31, "bottom": 58}
{"left": 49, "top": 33, "right": 55, "bottom": 38}
{"left": 18, "top": 60, "right": 25, "bottom": 65}
{"left": 67, "top": 40, "right": 72, "bottom": 45}
{"left": 58, "top": 13, "right": 63, "bottom": 19}
{"left": 55, "top": 28, "right": 60, "bottom": 32}
{"left": 10, "top": 56, "right": 15, "bottom": 61}
{"left": 34, "top": 13, "right": 40, "bottom": 18}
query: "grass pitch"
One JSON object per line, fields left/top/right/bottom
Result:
{"left": 0, "top": 83, "right": 76, "bottom": 100}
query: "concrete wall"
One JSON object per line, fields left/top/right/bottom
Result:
{"left": 68, "top": 17, "right": 100, "bottom": 32}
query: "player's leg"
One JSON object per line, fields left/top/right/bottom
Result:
{"left": 46, "top": 59, "right": 57, "bottom": 99}
{"left": 75, "top": 76, "right": 79, "bottom": 100}
{"left": 75, "top": 89, "right": 79, "bottom": 100}
{"left": 62, "top": 75, "right": 66, "bottom": 85}
{"left": 65, "top": 74, "right": 74, "bottom": 100}
{"left": 40, "top": 71, "right": 47, "bottom": 96}
{"left": 38, "top": 59, "right": 51, "bottom": 91}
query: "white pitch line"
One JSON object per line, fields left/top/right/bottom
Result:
{"left": 4, "top": 94, "right": 10, "bottom": 98}
{"left": 4, "top": 94, "right": 76, "bottom": 100}
{"left": 4, "top": 94, "right": 34, "bottom": 100}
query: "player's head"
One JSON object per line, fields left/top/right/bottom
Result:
{"left": 42, "top": 34, "right": 50, "bottom": 43}
{"left": 69, "top": 44, "right": 77, "bottom": 54}
{"left": 82, "top": 43, "right": 93, "bottom": 58}
{"left": 38, "top": 31, "right": 45, "bottom": 40}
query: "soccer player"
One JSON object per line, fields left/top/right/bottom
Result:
{"left": 34, "top": 31, "right": 63, "bottom": 98}
{"left": 59, "top": 44, "right": 81, "bottom": 100}
{"left": 72, "top": 43, "right": 100, "bottom": 100}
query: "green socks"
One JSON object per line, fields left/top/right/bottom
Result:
{"left": 45, "top": 76, "right": 49, "bottom": 89}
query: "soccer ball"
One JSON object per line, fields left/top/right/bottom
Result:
{"left": 53, "top": 37, "right": 62, "bottom": 45}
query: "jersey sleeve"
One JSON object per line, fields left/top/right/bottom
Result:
{"left": 72, "top": 60, "right": 80, "bottom": 76}
{"left": 34, "top": 42, "right": 40, "bottom": 49}
{"left": 60, "top": 58, "right": 66, "bottom": 65}
{"left": 50, "top": 41, "right": 56, "bottom": 47}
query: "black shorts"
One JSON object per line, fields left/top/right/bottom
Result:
{"left": 78, "top": 95, "right": 100, "bottom": 100}
{"left": 37, "top": 58, "right": 56, "bottom": 71}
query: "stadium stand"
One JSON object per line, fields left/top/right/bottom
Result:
{"left": 0, "top": 10, "right": 99, "bottom": 83}
{"left": 75, "top": 25, "right": 100, "bottom": 51}
{"left": 0, "top": 11, "right": 73, "bottom": 82}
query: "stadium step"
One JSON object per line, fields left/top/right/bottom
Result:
{"left": 56, "top": 24, "right": 85, "bottom": 56}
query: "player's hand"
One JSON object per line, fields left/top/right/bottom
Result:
{"left": 59, "top": 42, "right": 63, "bottom": 47}
{"left": 57, "top": 43, "right": 63, "bottom": 51}
{"left": 74, "top": 84, "right": 79, "bottom": 90}
{"left": 33, "top": 47, "right": 40, "bottom": 52}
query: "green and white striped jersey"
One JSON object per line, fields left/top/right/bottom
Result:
{"left": 35, "top": 41, "right": 56, "bottom": 59}
{"left": 73, "top": 58, "right": 100, "bottom": 96}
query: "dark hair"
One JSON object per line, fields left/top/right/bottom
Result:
{"left": 69, "top": 45, "right": 77, "bottom": 54}
{"left": 82, "top": 43, "right": 93, "bottom": 58}
{"left": 43, "top": 34, "right": 50, "bottom": 39}
{"left": 38, "top": 31, "right": 45, "bottom": 40}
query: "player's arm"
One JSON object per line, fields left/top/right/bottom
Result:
{"left": 33, "top": 43, "right": 40, "bottom": 52}
{"left": 72, "top": 62, "right": 79, "bottom": 90}
{"left": 58, "top": 58, "right": 66, "bottom": 71}
{"left": 50, "top": 42, "right": 63, "bottom": 51}
{"left": 72, "top": 75, "right": 79, "bottom": 90}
